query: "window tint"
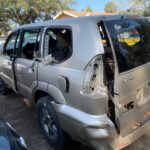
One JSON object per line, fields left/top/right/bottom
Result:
{"left": 21, "top": 29, "right": 40, "bottom": 60}
{"left": 44, "top": 28, "right": 72, "bottom": 62}
{"left": 4, "top": 32, "right": 17, "bottom": 56}
{"left": 105, "top": 19, "right": 150, "bottom": 73}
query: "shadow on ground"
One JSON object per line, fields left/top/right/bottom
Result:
{"left": 0, "top": 93, "right": 149, "bottom": 150}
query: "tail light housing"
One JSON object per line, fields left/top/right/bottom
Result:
{"left": 81, "top": 55, "right": 105, "bottom": 95}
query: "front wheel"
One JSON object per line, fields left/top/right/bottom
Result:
{"left": 36, "top": 96, "right": 71, "bottom": 150}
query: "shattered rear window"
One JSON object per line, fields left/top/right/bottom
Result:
{"left": 105, "top": 19, "right": 150, "bottom": 73}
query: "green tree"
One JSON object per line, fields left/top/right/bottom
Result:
{"left": 128, "top": 0, "right": 150, "bottom": 16}
{"left": 0, "top": 6, "right": 10, "bottom": 36}
{"left": 105, "top": 1, "right": 117, "bottom": 13}
{"left": 84, "top": 5, "right": 93, "bottom": 12}
{"left": 0, "top": 0, "right": 75, "bottom": 25}
{"left": 115, "top": 0, "right": 150, "bottom": 16}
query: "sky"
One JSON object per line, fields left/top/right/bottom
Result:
{"left": 73, "top": 0, "right": 111, "bottom": 12}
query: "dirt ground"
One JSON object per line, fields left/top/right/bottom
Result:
{"left": 0, "top": 93, "right": 149, "bottom": 150}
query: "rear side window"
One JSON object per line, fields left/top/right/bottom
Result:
{"left": 44, "top": 28, "right": 72, "bottom": 62}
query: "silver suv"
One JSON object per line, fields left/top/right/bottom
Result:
{"left": 0, "top": 15, "right": 149, "bottom": 150}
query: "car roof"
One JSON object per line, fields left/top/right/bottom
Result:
{"left": 16, "top": 14, "right": 144, "bottom": 30}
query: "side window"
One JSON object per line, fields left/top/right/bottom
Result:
{"left": 4, "top": 32, "right": 17, "bottom": 56}
{"left": 44, "top": 28, "right": 72, "bottom": 62}
{"left": 20, "top": 29, "right": 40, "bottom": 60}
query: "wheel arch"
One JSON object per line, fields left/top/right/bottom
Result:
{"left": 33, "top": 81, "right": 66, "bottom": 105}
{"left": 34, "top": 90, "right": 49, "bottom": 104}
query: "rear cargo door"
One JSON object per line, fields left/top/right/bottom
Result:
{"left": 113, "top": 64, "right": 150, "bottom": 137}
{"left": 104, "top": 19, "right": 150, "bottom": 137}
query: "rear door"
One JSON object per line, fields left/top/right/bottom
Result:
{"left": 105, "top": 19, "right": 150, "bottom": 136}
{"left": 15, "top": 28, "right": 41, "bottom": 99}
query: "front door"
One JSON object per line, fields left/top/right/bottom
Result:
{"left": 15, "top": 28, "right": 41, "bottom": 99}
{"left": 0, "top": 31, "right": 20, "bottom": 92}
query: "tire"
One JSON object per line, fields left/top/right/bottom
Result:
{"left": 0, "top": 80, "right": 11, "bottom": 95}
{"left": 36, "top": 96, "right": 71, "bottom": 150}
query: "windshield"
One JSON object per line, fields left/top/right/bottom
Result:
{"left": 105, "top": 19, "right": 150, "bottom": 73}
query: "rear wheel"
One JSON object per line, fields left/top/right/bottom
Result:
{"left": 36, "top": 96, "right": 71, "bottom": 150}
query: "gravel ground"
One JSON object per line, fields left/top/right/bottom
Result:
{"left": 0, "top": 93, "right": 149, "bottom": 150}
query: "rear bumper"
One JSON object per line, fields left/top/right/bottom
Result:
{"left": 52, "top": 102, "right": 149, "bottom": 150}
{"left": 114, "top": 119, "right": 150, "bottom": 150}
{"left": 52, "top": 102, "right": 117, "bottom": 149}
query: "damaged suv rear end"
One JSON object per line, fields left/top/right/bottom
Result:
{"left": 65, "top": 15, "right": 150, "bottom": 150}
{"left": 47, "top": 15, "right": 150, "bottom": 150}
